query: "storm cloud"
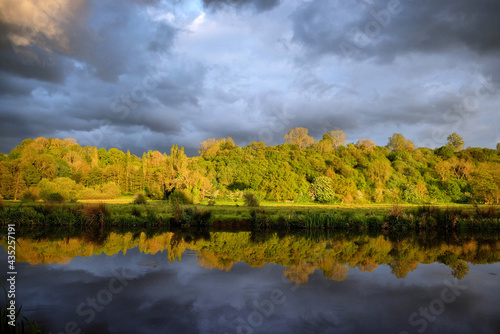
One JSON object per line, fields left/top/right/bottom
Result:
{"left": 1, "top": 0, "right": 499, "bottom": 156}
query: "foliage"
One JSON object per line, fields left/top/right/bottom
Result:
{"left": 312, "top": 176, "right": 335, "bottom": 203}
{"left": 172, "top": 206, "right": 213, "bottom": 227}
{"left": 0, "top": 134, "right": 499, "bottom": 206}
{"left": 243, "top": 192, "right": 260, "bottom": 207}
{"left": 133, "top": 193, "right": 147, "bottom": 205}
{"left": 446, "top": 133, "right": 465, "bottom": 152}
{"left": 387, "top": 133, "right": 414, "bottom": 152}
{"left": 45, "top": 192, "right": 65, "bottom": 204}
{"left": 81, "top": 182, "right": 121, "bottom": 200}
{"left": 82, "top": 203, "right": 110, "bottom": 225}
{"left": 323, "top": 130, "right": 347, "bottom": 149}
{"left": 169, "top": 189, "right": 193, "bottom": 205}
{"left": 21, "top": 189, "right": 39, "bottom": 202}
{"left": 284, "top": 127, "right": 314, "bottom": 149}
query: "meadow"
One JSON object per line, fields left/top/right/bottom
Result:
{"left": 1, "top": 198, "right": 499, "bottom": 233}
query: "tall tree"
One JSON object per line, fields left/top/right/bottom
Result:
{"left": 446, "top": 133, "right": 465, "bottom": 152}
{"left": 284, "top": 127, "right": 314, "bottom": 149}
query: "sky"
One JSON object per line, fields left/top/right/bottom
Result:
{"left": 1, "top": 0, "right": 500, "bottom": 156}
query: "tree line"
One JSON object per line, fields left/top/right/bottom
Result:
{"left": 0, "top": 130, "right": 499, "bottom": 204}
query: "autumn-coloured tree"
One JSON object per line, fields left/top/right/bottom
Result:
{"left": 284, "top": 127, "right": 314, "bottom": 149}
{"left": 355, "top": 139, "right": 376, "bottom": 151}
{"left": 323, "top": 130, "right": 347, "bottom": 149}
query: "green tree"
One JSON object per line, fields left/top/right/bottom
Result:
{"left": 446, "top": 133, "right": 464, "bottom": 152}
{"left": 312, "top": 176, "right": 335, "bottom": 203}
{"left": 387, "top": 133, "right": 414, "bottom": 151}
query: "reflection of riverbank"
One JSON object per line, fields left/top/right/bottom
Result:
{"left": 2, "top": 230, "right": 499, "bottom": 282}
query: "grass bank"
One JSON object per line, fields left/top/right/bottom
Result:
{"left": 1, "top": 201, "right": 499, "bottom": 233}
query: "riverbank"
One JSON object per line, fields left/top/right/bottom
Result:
{"left": 1, "top": 201, "right": 499, "bottom": 233}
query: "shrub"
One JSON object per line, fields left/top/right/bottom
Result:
{"left": 38, "top": 177, "right": 80, "bottom": 202}
{"left": 475, "top": 205, "right": 497, "bottom": 218}
{"left": 243, "top": 192, "right": 260, "bottom": 207}
{"left": 81, "top": 182, "right": 121, "bottom": 200}
{"left": 131, "top": 206, "right": 142, "bottom": 217}
{"left": 133, "top": 193, "right": 148, "bottom": 205}
{"left": 21, "top": 188, "right": 39, "bottom": 202}
{"left": 312, "top": 176, "right": 335, "bottom": 203}
{"left": 173, "top": 206, "right": 213, "bottom": 227}
{"left": 207, "top": 199, "right": 216, "bottom": 206}
{"left": 82, "top": 203, "right": 110, "bottom": 225}
{"left": 45, "top": 192, "right": 65, "bottom": 204}
{"left": 169, "top": 189, "right": 193, "bottom": 205}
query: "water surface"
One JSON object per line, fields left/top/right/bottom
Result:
{"left": 1, "top": 230, "right": 499, "bottom": 334}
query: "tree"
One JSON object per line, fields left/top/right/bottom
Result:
{"left": 199, "top": 138, "right": 217, "bottom": 155}
{"left": 446, "top": 133, "right": 464, "bottom": 152}
{"left": 497, "top": 142, "right": 500, "bottom": 152}
{"left": 284, "top": 127, "right": 314, "bottom": 149}
{"left": 323, "top": 130, "right": 347, "bottom": 149}
{"left": 312, "top": 176, "right": 335, "bottom": 203}
{"left": 355, "top": 139, "right": 375, "bottom": 151}
{"left": 387, "top": 133, "right": 413, "bottom": 151}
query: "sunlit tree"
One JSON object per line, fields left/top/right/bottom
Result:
{"left": 446, "top": 133, "right": 465, "bottom": 152}
{"left": 284, "top": 127, "right": 314, "bottom": 149}
{"left": 323, "top": 130, "right": 347, "bottom": 149}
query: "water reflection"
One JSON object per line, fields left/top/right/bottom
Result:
{"left": 3, "top": 230, "right": 500, "bottom": 281}
{"left": 1, "top": 229, "right": 499, "bottom": 333}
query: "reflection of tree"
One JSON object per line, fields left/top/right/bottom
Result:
{"left": 3, "top": 232, "right": 499, "bottom": 281}
{"left": 320, "top": 259, "right": 349, "bottom": 281}
{"left": 357, "top": 259, "right": 378, "bottom": 273}
{"left": 390, "top": 259, "right": 419, "bottom": 279}
{"left": 284, "top": 262, "right": 315, "bottom": 283}
{"left": 197, "top": 250, "right": 234, "bottom": 271}
{"left": 451, "top": 260, "right": 469, "bottom": 279}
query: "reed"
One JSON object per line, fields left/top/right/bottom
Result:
{"left": 1, "top": 281, "right": 42, "bottom": 334}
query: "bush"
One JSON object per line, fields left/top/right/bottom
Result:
{"left": 131, "top": 206, "right": 142, "bottom": 217}
{"left": 243, "top": 192, "right": 260, "bottom": 207}
{"left": 207, "top": 199, "right": 216, "bottom": 206}
{"left": 81, "top": 182, "right": 121, "bottom": 200}
{"left": 312, "top": 176, "right": 335, "bottom": 203}
{"left": 38, "top": 177, "right": 79, "bottom": 202}
{"left": 82, "top": 203, "right": 110, "bottom": 225}
{"left": 21, "top": 189, "right": 39, "bottom": 202}
{"left": 45, "top": 192, "right": 65, "bottom": 204}
{"left": 169, "top": 189, "right": 193, "bottom": 205}
{"left": 133, "top": 193, "right": 148, "bottom": 205}
{"left": 173, "top": 206, "right": 213, "bottom": 227}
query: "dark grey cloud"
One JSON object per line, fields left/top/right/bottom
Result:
{"left": 0, "top": 0, "right": 499, "bottom": 155}
{"left": 202, "top": 0, "right": 281, "bottom": 13}
{"left": 291, "top": 0, "right": 500, "bottom": 61}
